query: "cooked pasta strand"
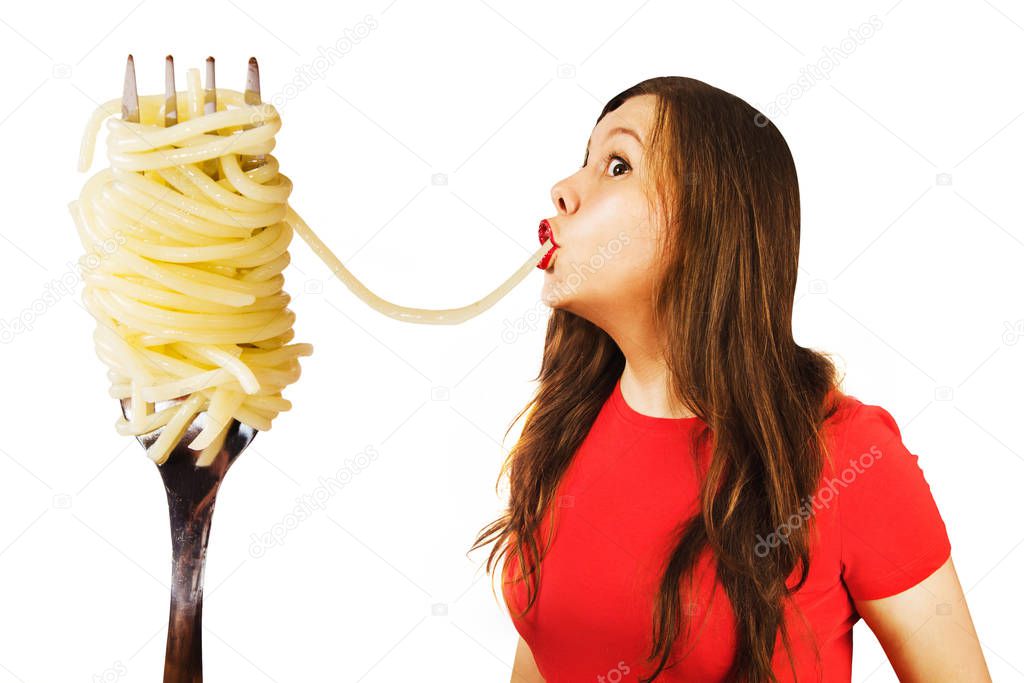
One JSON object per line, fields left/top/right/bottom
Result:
{"left": 73, "top": 65, "right": 552, "bottom": 465}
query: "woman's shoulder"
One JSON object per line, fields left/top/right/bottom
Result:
{"left": 821, "top": 390, "right": 908, "bottom": 455}
{"left": 817, "top": 389, "right": 948, "bottom": 536}
{"left": 816, "top": 390, "right": 952, "bottom": 600}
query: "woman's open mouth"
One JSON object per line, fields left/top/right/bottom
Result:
{"left": 537, "top": 219, "right": 560, "bottom": 270}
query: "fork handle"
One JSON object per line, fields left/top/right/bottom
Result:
{"left": 163, "top": 487, "right": 218, "bottom": 683}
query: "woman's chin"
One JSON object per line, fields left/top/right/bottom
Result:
{"left": 541, "top": 278, "right": 566, "bottom": 308}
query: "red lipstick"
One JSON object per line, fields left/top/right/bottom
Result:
{"left": 537, "top": 219, "right": 560, "bottom": 270}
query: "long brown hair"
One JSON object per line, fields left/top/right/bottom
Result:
{"left": 469, "top": 76, "right": 844, "bottom": 682}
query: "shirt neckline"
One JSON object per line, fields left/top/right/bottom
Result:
{"left": 610, "top": 376, "right": 703, "bottom": 431}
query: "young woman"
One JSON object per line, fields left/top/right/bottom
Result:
{"left": 469, "top": 77, "right": 990, "bottom": 682}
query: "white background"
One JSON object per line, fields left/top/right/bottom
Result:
{"left": 0, "top": 1, "right": 1021, "bottom": 681}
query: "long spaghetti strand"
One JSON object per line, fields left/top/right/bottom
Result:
{"left": 73, "top": 67, "right": 550, "bottom": 465}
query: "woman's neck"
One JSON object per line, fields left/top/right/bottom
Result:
{"left": 617, "top": 348, "right": 696, "bottom": 420}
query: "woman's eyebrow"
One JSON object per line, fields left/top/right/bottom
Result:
{"left": 585, "top": 126, "right": 645, "bottom": 158}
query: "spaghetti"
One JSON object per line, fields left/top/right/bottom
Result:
{"left": 72, "top": 66, "right": 551, "bottom": 465}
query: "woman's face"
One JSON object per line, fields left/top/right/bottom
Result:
{"left": 541, "top": 94, "right": 663, "bottom": 328}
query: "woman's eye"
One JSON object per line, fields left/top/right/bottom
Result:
{"left": 603, "top": 154, "right": 630, "bottom": 177}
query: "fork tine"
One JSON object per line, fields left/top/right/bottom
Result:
{"left": 121, "top": 54, "right": 139, "bottom": 122}
{"left": 202, "top": 56, "right": 220, "bottom": 181}
{"left": 204, "top": 56, "right": 217, "bottom": 115}
{"left": 241, "top": 57, "right": 266, "bottom": 170}
{"left": 164, "top": 54, "right": 177, "bottom": 127}
{"left": 244, "top": 56, "right": 261, "bottom": 105}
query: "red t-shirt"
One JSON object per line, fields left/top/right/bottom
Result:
{"left": 502, "top": 377, "right": 951, "bottom": 682}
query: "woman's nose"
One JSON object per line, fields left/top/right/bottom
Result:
{"left": 550, "top": 181, "right": 578, "bottom": 216}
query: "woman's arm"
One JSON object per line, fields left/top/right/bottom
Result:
{"left": 854, "top": 555, "right": 991, "bottom": 682}
{"left": 511, "top": 635, "right": 545, "bottom": 683}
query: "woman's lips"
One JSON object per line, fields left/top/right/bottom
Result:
{"left": 537, "top": 219, "right": 559, "bottom": 270}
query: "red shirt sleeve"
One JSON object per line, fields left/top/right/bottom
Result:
{"left": 838, "top": 402, "right": 952, "bottom": 601}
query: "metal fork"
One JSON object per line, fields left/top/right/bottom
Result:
{"left": 120, "top": 53, "right": 263, "bottom": 683}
